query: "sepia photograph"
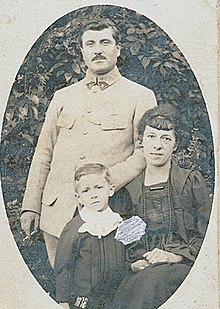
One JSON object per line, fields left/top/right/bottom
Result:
{"left": 0, "top": 1, "right": 218, "bottom": 308}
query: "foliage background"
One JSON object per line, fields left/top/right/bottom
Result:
{"left": 0, "top": 5, "right": 214, "bottom": 300}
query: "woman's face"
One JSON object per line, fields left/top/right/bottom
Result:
{"left": 142, "top": 126, "right": 176, "bottom": 168}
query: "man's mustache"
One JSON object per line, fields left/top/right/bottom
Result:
{"left": 92, "top": 55, "right": 106, "bottom": 61}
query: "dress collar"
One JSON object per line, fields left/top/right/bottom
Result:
{"left": 85, "top": 67, "right": 121, "bottom": 90}
{"left": 142, "top": 162, "right": 191, "bottom": 195}
{"left": 78, "top": 206, "right": 123, "bottom": 239}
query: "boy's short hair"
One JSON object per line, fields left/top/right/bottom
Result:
{"left": 79, "top": 19, "right": 121, "bottom": 47}
{"left": 74, "top": 163, "right": 112, "bottom": 191}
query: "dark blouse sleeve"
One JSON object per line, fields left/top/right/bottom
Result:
{"left": 164, "top": 170, "right": 212, "bottom": 263}
{"left": 54, "top": 217, "right": 83, "bottom": 303}
{"left": 125, "top": 237, "right": 147, "bottom": 267}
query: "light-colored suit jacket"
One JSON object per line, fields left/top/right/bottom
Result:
{"left": 22, "top": 67, "right": 156, "bottom": 237}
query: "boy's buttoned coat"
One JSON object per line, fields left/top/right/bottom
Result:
{"left": 22, "top": 68, "right": 156, "bottom": 237}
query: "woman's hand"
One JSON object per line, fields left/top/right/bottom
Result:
{"left": 131, "top": 259, "right": 150, "bottom": 272}
{"left": 143, "top": 248, "right": 182, "bottom": 264}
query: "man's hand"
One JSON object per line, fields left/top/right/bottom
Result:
{"left": 131, "top": 259, "right": 150, "bottom": 272}
{"left": 20, "top": 211, "right": 40, "bottom": 237}
{"left": 143, "top": 248, "right": 182, "bottom": 264}
{"left": 59, "top": 303, "right": 70, "bottom": 309}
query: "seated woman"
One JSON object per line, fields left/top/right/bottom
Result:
{"left": 112, "top": 103, "right": 212, "bottom": 309}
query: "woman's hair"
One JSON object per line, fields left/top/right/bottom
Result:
{"left": 74, "top": 163, "right": 112, "bottom": 192}
{"left": 138, "top": 103, "right": 182, "bottom": 146}
{"left": 78, "top": 19, "right": 121, "bottom": 47}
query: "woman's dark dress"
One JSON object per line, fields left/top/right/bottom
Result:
{"left": 112, "top": 164, "right": 211, "bottom": 309}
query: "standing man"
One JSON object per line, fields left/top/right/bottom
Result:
{"left": 20, "top": 19, "right": 156, "bottom": 267}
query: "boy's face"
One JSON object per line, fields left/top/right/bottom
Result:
{"left": 75, "top": 173, "right": 114, "bottom": 212}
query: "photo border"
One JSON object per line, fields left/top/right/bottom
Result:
{"left": 0, "top": 1, "right": 218, "bottom": 308}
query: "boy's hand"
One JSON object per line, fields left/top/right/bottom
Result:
{"left": 131, "top": 259, "right": 150, "bottom": 272}
{"left": 59, "top": 303, "right": 70, "bottom": 309}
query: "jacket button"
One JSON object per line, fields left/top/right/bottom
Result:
{"left": 91, "top": 85, "right": 100, "bottom": 93}
{"left": 80, "top": 155, "right": 86, "bottom": 160}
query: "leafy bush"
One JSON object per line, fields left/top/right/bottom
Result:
{"left": 0, "top": 5, "right": 214, "bottom": 298}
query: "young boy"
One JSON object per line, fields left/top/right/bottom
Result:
{"left": 54, "top": 163, "right": 129, "bottom": 309}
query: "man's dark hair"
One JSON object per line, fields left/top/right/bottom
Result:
{"left": 78, "top": 19, "right": 121, "bottom": 46}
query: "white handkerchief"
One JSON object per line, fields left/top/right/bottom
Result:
{"left": 115, "top": 216, "right": 146, "bottom": 245}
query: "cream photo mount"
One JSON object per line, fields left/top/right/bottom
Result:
{"left": 0, "top": 1, "right": 218, "bottom": 308}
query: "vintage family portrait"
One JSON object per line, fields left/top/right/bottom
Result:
{"left": 0, "top": 1, "right": 218, "bottom": 308}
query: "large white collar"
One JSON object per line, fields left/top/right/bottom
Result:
{"left": 78, "top": 206, "right": 123, "bottom": 239}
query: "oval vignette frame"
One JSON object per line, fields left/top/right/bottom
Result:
{"left": 0, "top": 3, "right": 215, "bottom": 306}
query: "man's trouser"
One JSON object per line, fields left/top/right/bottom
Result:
{"left": 43, "top": 231, "right": 59, "bottom": 268}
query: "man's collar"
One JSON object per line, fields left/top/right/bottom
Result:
{"left": 85, "top": 67, "right": 121, "bottom": 90}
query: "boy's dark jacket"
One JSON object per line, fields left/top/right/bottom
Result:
{"left": 54, "top": 214, "right": 125, "bottom": 303}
